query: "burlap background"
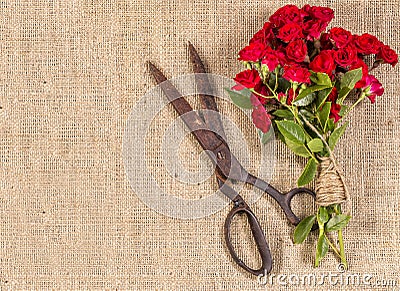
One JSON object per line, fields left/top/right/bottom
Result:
{"left": 0, "top": 0, "right": 399, "bottom": 289}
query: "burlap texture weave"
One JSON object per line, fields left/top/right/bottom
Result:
{"left": 0, "top": 0, "right": 399, "bottom": 289}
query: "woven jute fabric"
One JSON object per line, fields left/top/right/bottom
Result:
{"left": 0, "top": 0, "right": 399, "bottom": 289}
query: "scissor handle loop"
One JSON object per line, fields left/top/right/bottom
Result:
{"left": 278, "top": 187, "right": 317, "bottom": 226}
{"left": 245, "top": 175, "right": 317, "bottom": 227}
{"left": 224, "top": 198, "right": 272, "bottom": 276}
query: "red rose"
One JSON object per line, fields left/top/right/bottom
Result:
{"left": 329, "top": 27, "right": 352, "bottom": 48}
{"left": 304, "top": 5, "right": 334, "bottom": 23}
{"left": 277, "top": 23, "right": 304, "bottom": 42}
{"left": 238, "top": 42, "right": 268, "bottom": 62}
{"left": 355, "top": 33, "right": 382, "bottom": 55}
{"left": 269, "top": 4, "right": 302, "bottom": 27}
{"left": 319, "top": 32, "right": 334, "bottom": 50}
{"left": 282, "top": 64, "right": 311, "bottom": 84}
{"left": 361, "top": 75, "right": 384, "bottom": 103}
{"left": 350, "top": 58, "right": 369, "bottom": 88}
{"left": 232, "top": 69, "right": 261, "bottom": 90}
{"left": 301, "top": 4, "right": 313, "bottom": 15}
{"left": 274, "top": 42, "right": 287, "bottom": 56}
{"left": 330, "top": 103, "right": 341, "bottom": 123}
{"left": 250, "top": 94, "right": 271, "bottom": 133}
{"left": 303, "top": 20, "right": 328, "bottom": 40}
{"left": 261, "top": 48, "right": 285, "bottom": 71}
{"left": 376, "top": 45, "right": 398, "bottom": 67}
{"left": 334, "top": 46, "right": 357, "bottom": 67}
{"left": 250, "top": 22, "right": 275, "bottom": 46}
{"left": 309, "top": 50, "right": 336, "bottom": 75}
{"left": 285, "top": 39, "right": 308, "bottom": 63}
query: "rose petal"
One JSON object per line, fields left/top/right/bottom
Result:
{"left": 250, "top": 94, "right": 271, "bottom": 133}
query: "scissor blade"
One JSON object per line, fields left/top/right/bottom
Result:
{"left": 216, "top": 178, "right": 241, "bottom": 202}
{"left": 188, "top": 42, "right": 226, "bottom": 141}
{"left": 147, "top": 61, "right": 223, "bottom": 152}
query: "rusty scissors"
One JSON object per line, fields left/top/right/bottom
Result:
{"left": 147, "top": 42, "right": 316, "bottom": 276}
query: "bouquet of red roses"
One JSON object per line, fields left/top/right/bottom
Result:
{"left": 228, "top": 4, "right": 398, "bottom": 268}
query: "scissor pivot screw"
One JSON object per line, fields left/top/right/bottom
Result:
{"left": 234, "top": 201, "right": 244, "bottom": 207}
{"left": 217, "top": 151, "right": 225, "bottom": 160}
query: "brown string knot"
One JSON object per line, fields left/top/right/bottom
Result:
{"left": 315, "top": 156, "right": 349, "bottom": 206}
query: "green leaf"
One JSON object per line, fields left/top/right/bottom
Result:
{"left": 310, "top": 72, "right": 332, "bottom": 87}
{"left": 328, "top": 121, "right": 348, "bottom": 150}
{"left": 319, "top": 102, "right": 331, "bottom": 132}
{"left": 299, "top": 109, "right": 314, "bottom": 120}
{"left": 337, "top": 68, "right": 363, "bottom": 103}
{"left": 278, "top": 77, "right": 291, "bottom": 93}
{"left": 268, "top": 72, "right": 276, "bottom": 88}
{"left": 295, "top": 85, "right": 331, "bottom": 103}
{"left": 225, "top": 87, "right": 253, "bottom": 109}
{"left": 294, "top": 215, "right": 316, "bottom": 244}
{"left": 325, "top": 214, "right": 351, "bottom": 232}
{"left": 276, "top": 120, "right": 305, "bottom": 144}
{"left": 284, "top": 139, "right": 311, "bottom": 158}
{"left": 293, "top": 92, "right": 316, "bottom": 106}
{"left": 316, "top": 87, "right": 333, "bottom": 110}
{"left": 340, "top": 68, "right": 363, "bottom": 90}
{"left": 307, "top": 138, "right": 324, "bottom": 153}
{"left": 315, "top": 235, "right": 329, "bottom": 267}
{"left": 337, "top": 87, "right": 352, "bottom": 103}
{"left": 327, "top": 118, "right": 335, "bottom": 132}
{"left": 318, "top": 207, "right": 329, "bottom": 224}
{"left": 272, "top": 109, "right": 294, "bottom": 119}
{"left": 297, "top": 158, "right": 317, "bottom": 186}
{"left": 339, "top": 105, "right": 349, "bottom": 117}
{"left": 258, "top": 128, "right": 273, "bottom": 144}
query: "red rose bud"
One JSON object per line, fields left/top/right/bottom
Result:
{"left": 329, "top": 27, "right": 352, "bottom": 48}
{"left": 232, "top": 69, "right": 261, "bottom": 90}
{"left": 376, "top": 45, "right": 398, "bottom": 67}
{"left": 250, "top": 22, "right": 275, "bottom": 46}
{"left": 254, "top": 83, "right": 271, "bottom": 105}
{"left": 286, "top": 39, "right": 308, "bottom": 63}
{"left": 327, "top": 87, "right": 338, "bottom": 102}
{"left": 282, "top": 65, "right": 311, "bottom": 84}
{"left": 309, "top": 50, "right": 336, "bottom": 75}
{"left": 334, "top": 45, "right": 358, "bottom": 68}
{"left": 330, "top": 103, "right": 341, "bottom": 123}
{"left": 287, "top": 88, "right": 296, "bottom": 105}
{"left": 269, "top": 4, "right": 302, "bottom": 28}
{"left": 238, "top": 42, "right": 268, "bottom": 62}
{"left": 303, "top": 20, "right": 328, "bottom": 40}
{"left": 354, "top": 33, "right": 382, "bottom": 55}
{"left": 250, "top": 94, "right": 271, "bottom": 133}
{"left": 277, "top": 23, "right": 304, "bottom": 42}
{"left": 277, "top": 92, "right": 286, "bottom": 102}
{"left": 361, "top": 75, "right": 384, "bottom": 103}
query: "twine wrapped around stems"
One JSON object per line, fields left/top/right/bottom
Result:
{"left": 298, "top": 112, "right": 349, "bottom": 206}
{"left": 315, "top": 155, "right": 349, "bottom": 206}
